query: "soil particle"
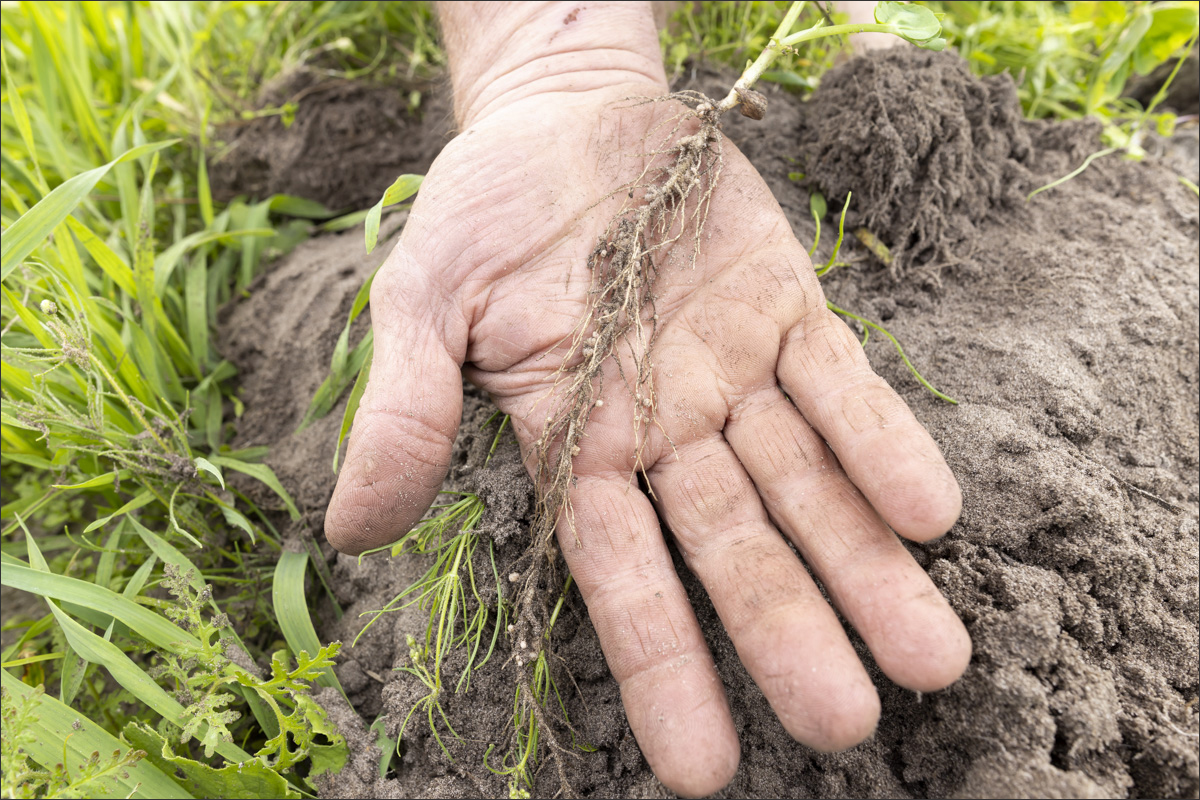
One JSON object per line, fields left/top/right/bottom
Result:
{"left": 209, "top": 69, "right": 453, "bottom": 211}
{"left": 794, "top": 48, "right": 1033, "bottom": 277}
{"left": 220, "top": 50, "right": 1199, "bottom": 799}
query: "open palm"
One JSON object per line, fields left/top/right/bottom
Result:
{"left": 326, "top": 78, "right": 970, "bottom": 797}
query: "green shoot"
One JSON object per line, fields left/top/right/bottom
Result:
{"left": 932, "top": 1, "right": 1198, "bottom": 120}
{"left": 1027, "top": 147, "right": 1121, "bottom": 200}
{"left": 299, "top": 173, "right": 423, "bottom": 446}
{"left": 486, "top": 575, "right": 590, "bottom": 797}
{"left": 714, "top": 1, "right": 946, "bottom": 114}
{"left": 658, "top": 2, "right": 847, "bottom": 90}
{"left": 808, "top": 191, "right": 827, "bottom": 258}
{"left": 1028, "top": 29, "right": 1198, "bottom": 198}
{"left": 814, "top": 194, "right": 956, "bottom": 404}
{"left": 350, "top": 417, "right": 512, "bottom": 768}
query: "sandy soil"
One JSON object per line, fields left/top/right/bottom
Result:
{"left": 216, "top": 50, "right": 1199, "bottom": 798}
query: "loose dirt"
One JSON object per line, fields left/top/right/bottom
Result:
{"left": 210, "top": 69, "right": 453, "bottom": 212}
{"left": 220, "top": 51, "right": 1199, "bottom": 798}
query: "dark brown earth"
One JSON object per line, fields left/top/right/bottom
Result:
{"left": 210, "top": 69, "right": 454, "bottom": 212}
{"left": 219, "top": 50, "right": 1199, "bottom": 799}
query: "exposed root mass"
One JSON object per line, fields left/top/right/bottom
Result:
{"left": 507, "top": 91, "right": 733, "bottom": 791}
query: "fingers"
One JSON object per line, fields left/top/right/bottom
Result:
{"left": 725, "top": 387, "right": 971, "bottom": 692}
{"left": 778, "top": 307, "right": 962, "bottom": 541}
{"left": 561, "top": 470, "right": 739, "bottom": 798}
{"left": 648, "top": 435, "right": 882, "bottom": 751}
{"left": 325, "top": 248, "right": 469, "bottom": 555}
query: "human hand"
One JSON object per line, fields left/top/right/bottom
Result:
{"left": 325, "top": 3, "right": 971, "bottom": 796}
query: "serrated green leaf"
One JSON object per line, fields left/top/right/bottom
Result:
{"left": 124, "top": 721, "right": 299, "bottom": 799}
{"left": 273, "top": 551, "right": 345, "bottom": 696}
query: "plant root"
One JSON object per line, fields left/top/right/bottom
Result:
{"left": 508, "top": 91, "right": 732, "bottom": 795}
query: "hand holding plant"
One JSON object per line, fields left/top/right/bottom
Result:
{"left": 326, "top": 2, "right": 969, "bottom": 795}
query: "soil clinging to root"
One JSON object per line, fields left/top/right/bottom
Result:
{"left": 221, "top": 50, "right": 1199, "bottom": 799}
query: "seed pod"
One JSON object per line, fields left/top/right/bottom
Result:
{"left": 736, "top": 87, "right": 768, "bottom": 120}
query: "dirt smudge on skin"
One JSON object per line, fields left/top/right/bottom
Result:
{"left": 221, "top": 51, "right": 1199, "bottom": 799}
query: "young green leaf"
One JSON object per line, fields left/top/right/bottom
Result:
{"left": 273, "top": 551, "right": 345, "bottom": 697}
{"left": 365, "top": 174, "right": 423, "bottom": 253}
{"left": 193, "top": 457, "right": 226, "bottom": 489}
{"left": 1, "top": 140, "right": 177, "bottom": 280}
{"left": 874, "top": 2, "right": 946, "bottom": 50}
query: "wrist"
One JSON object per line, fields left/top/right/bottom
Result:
{"left": 436, "top": 1, "right": 668, "bottom": 128}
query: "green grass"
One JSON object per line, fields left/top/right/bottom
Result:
{"left": 929, "top": 1, "right": 1197, "bottom": 121}
{"left": 660, "top": 0, "right": 851, "bottom": 91}
{"left": 928, "top": 0, "right": 1198, "bottom": 188}
{"left": 0, "top": 2, "right": 439, "bottom": 797}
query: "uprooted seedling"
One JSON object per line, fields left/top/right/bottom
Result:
{"left": 501, "top": 88, "right": 729, "bottom": 790}
{"left": 503, "top": 2, "right": 950, "bottom": 792}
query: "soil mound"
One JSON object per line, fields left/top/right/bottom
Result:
{"left": 796, "top": 48, "right": 1032, "bottom": 276}
{"left": 220, "top": 52, "right": 1199, "bottom": 799}
{"left": 209, "top": 70, "right": 452, "bottom": 211}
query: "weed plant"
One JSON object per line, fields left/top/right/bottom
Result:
{"left": 929, "top": 1, "right": 1197, "bottom": 123}
{"left": 659, "top": 0, "right": 850, "bottom": 90}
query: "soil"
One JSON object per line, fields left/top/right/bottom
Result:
{"left": 218, "top": 50, "right": 1199, "bottom": 799}
{"left": 209, "top": 69, "right": 454, "bottom": 212}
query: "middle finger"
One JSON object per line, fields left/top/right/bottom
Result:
{"left": 724, "top": 385, "right": 972, "bottom": 692}
{"left": 648, "top": 433, "right": 882, "bottom": 751}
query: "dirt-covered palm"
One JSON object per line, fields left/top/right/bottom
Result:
{"left": 327, "top": 5, "right": 970, "bottom": 796}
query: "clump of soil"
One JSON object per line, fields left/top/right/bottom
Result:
{"left": 220, "top": 49, "right": 1199, "bottom": 799}
{"left": 209, "top": 69, "right": 453, "bottom": 211}
{"left": 795, "top": 48, "right": 1032, "bottom": 277}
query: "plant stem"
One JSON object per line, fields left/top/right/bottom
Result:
{"left": 716, "top": 1, "right": 807, "bottom": 112}
{"left": 780, "top": 22, "right": 898, "bottom": 48}
{"left": 88, "top": 353, "right": 171, "bottom": 453}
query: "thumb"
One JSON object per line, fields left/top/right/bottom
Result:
{"left": 325, "top": 247, "right": 467, "bottom": 555}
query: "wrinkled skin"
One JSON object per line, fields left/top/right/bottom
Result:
{"left": 325, "top": 65, "right": 971, "bottom": 797}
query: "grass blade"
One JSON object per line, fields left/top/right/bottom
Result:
{"left": 364, "top": 174, "right": 422, "bottom": 253}
{"left": 1, "top": 670, "right": 193, "bottom": 799}
{"left": 2, "top": 563, "right": 198, "bottom": 652}
{"left": 208, "top": 456, "right": 300, "bottom": 521}
{"left": 1, "top": 140, "right": 177, "bottom": 280}
{"left": 273, "top": 551, "right": 345, "bottom": 698}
